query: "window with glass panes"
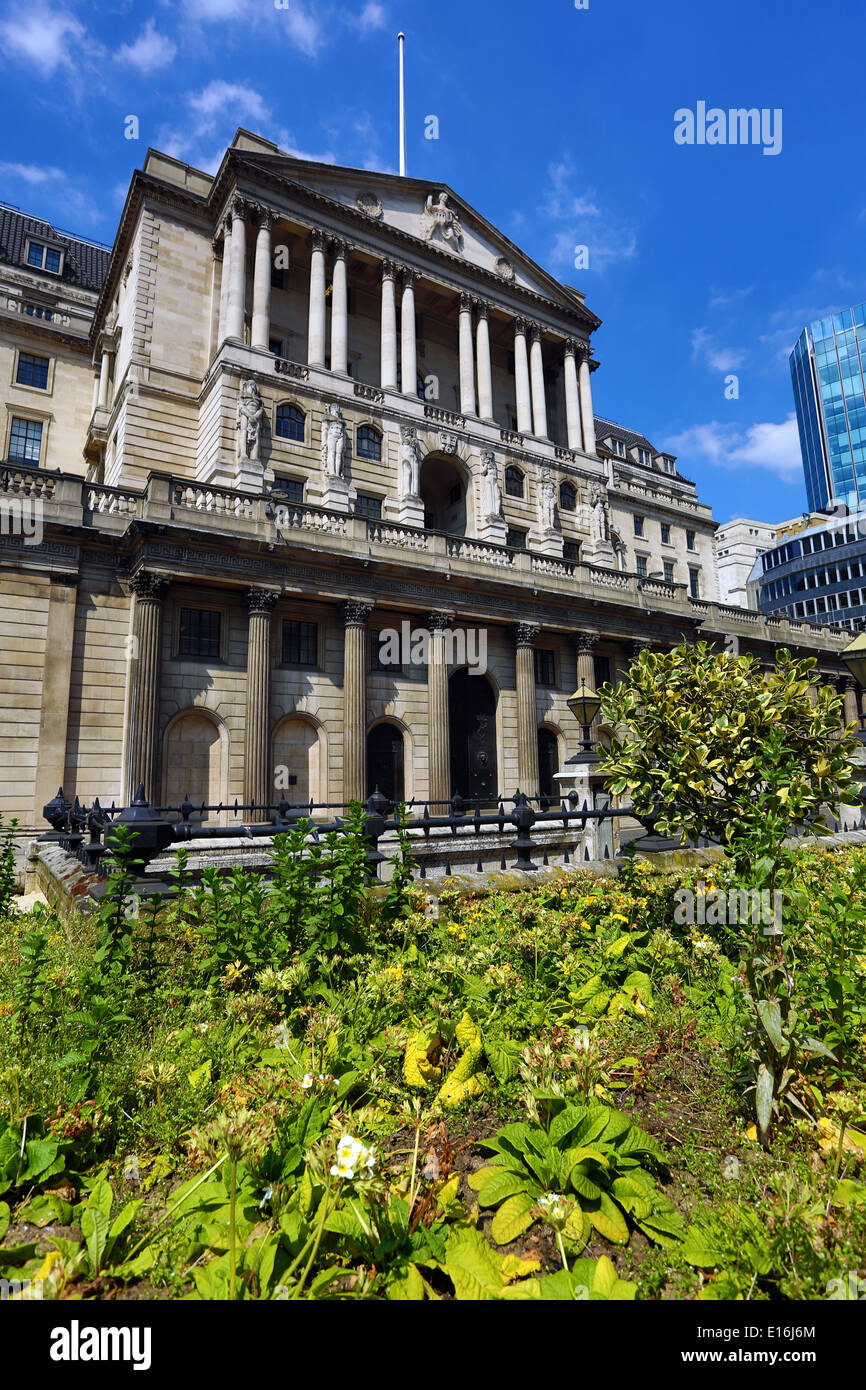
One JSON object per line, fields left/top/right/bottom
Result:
{"left": 505, "top": 466, "right": 524, "bottom": 497}
{"left": 356, "top": 426, "right": 382, "bottom": 461}
{"left": 663, "top": 560, "right": 674, "bottom": 582}
{"left": 534, "top": 649, "right": 555, "bottom": 685}
{"left": 16, "top": 353, "right": 49, "bottom": 389}
{"left": 506, "top": 526, "right": 527, "bottom": 550}
{"left": 355, "top": 493, "right": 383, "bottom": 519}
{"left": 275, "top": 404, "right": 304, "bottom": 441}
{"left": 178, "top": 608, "right": 221, "bottom": 659}
{"left": 563, "top": 540, "right": 581, "bottom": 562}
{"left": 282, "top": 620, "right": 318, "bottom": 666}
{"left": 636, "top": 554, "right": 648, "bottom": 577}
{"left": 559, "top": 482, "right": 576, "bottom": 511}
{"left": 8, "top": 417, "right": 42, "bottom": 464}
{"left": 272, "top": 478, "right": 304, "bottom": 503}
{"left": 689, "top": 568, "right": 701, "bottom": 598}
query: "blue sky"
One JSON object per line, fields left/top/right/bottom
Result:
{"left": 0, "top": 0, "right": 863, "bottom": 524}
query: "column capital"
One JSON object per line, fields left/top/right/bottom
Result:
{"left": 380, "top": 258, "right": 398, "bottom": 282}
{"left": 344, "top": 599, "right": 373, "bottom": 628}
{"left": 576, "top": 632, "right": 598, "bottom": 656}
{"left": 310, "top": 227, "right": 328, "bottom": 253}
{"left": 513, "top": 315, "right": 529, "bottom": 336}
{"left": 564, "top": 337, "right": 578, "bottom": 358}
{"left": 330, "top": 236, "right": 351, "bottom": 260}
{"left": 841, "top": 673, "right": 857, "bottom": 692}
{"left": 514, "top": 622, "right": 540, "bottom": 648}
{"left": 252, "top": 204, "right": 275, "bottom": 231}
{"left": 427, "top": 610, "right": 455, "bottom": 632}
{"left": 528, "top": 322, "right": 544, "bottom": 345}
{"left": 130, "top": 571, "right": 168, "bottom": 601}
{"left": 574, "top": 338, "right": 592, "bottom": 362}
{"left": 230, "top": 195, "right": 249, "bottom": 221}
{"left": 400, "top": 265, "right": 417, "bottom": 288}
{"left": 474, "top": 298, "right": 490, "bottom": 320}
{"left": 629, "top": 637, "right": 651, "bottom": 662}
{"left": 458, "top": 290, "right": 474, "bottom": 314}
{"left": 247, "top": 586, "right": 279, "bottom": 614}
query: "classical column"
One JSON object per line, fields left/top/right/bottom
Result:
{"left": 33, "top": 576, "right": 77, "bottom": 822}
{"left": 400, "top": 267, "right": 417, "bottom": 396}
{"left": 427, "top": 611, "right": 453, "bottom": 807}
{"left": 577, "top": 344, "right": 597, "bottom": 456}
{"left": 843, "top": 676, "right": 860, "bottom": 728}
{"left": 563, "top": 339, "right": 582, "bottom": 451}
{"left": 514, "top": 623, "right": 540, "bottom": 798}
{"left": 244, "top": 588, "right": 278, "bottom": 818}
{"left": 379, "top": 259, "right": 398, "bottom": 390}
{"left": 307, "top": 229, "right": 327, "bottom": 367}
{"left": 475, "top": 300, "right": 494, "bottom": 420}
{"left": 513, "top": 317, "right": 532, "bottom": 434}
{"left": 97, "top": 348, "right": 112, "bottom": 409}
{"left": 458, "top": 292, "right": 476, "bottom": 416}
{"left": 124, "top": 572, "right": 168, "bottom": 804}
{"left": 343, "top": 600, "right": 373, "bottom": 803}
{"left": 330, "top": 239, "right": 349, "bottom": 375}
{"left": 90, "top": 371, "right": 100, "bottom": 416}
{"left": 226, "top": 198, "right": 248, "bottom": 342}
{"left": 217, "top": 219, "right": 232, "bottom": 345}
{"left": 529, "top": 324, "right": 548, "bottom": 438}
{"left": 250, "top": 208, "right": 273, "bottom": 351}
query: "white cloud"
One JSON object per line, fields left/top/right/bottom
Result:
{"left": 666, "top": 416, "right": 803, "bottom": 483}
{"left": 179, "top": 0, "right": 322, "bottom": 56}
{"left": 540, "top": 158, "right": 637, "bottom": 273}
{"left": 353, "top": 3, "right": 387, "bottom": 31}
{"left": 117, "top": 19, "right": 177, "bottom": 74}
{"left": 690, "top": 326, "right": 746, "bottom": 373}
{"left": 0, "top": 161, "right": 66, "bottom": 185}
{"left": 0, "top": 6, "right": 87, "bottom": 75}
{"left": 708, "top": 285, "right": 753, "bottom": 310}
{"left": 187, "top": 80, "right": 271, "bottom": 129}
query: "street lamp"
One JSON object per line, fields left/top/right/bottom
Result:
{"left": 566, "top": 679, "right": 601, "bottom": 764}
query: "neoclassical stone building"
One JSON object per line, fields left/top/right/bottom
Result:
{"left": 0, "top": 129, "right": 856, "bottom": 848}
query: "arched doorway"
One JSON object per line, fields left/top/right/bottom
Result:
{"left": 163, "top": 710, "right": 226, "bottom": 815}
{"left": 537, "top": 727, "right": 560, "bottom": 800}
{"left": 271, "top": 715, "right": 322, "bottom": 806}
{"left": 420, "top": 454, "right": 467, "bottom": 535}
{"left": 449, "top": 669, "right": 497, "bottom": 802}
{"left": 366, "top": 722, "right": 405, "bottom": 805}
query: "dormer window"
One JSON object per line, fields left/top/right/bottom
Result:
{"left": 636, "top": 446, "right": 651, "bottom": 465}
{"left": 609, "top": 438, "right": 627, "bottom": 458}
{"left": 26, "top": 241, "right": 63, "bottom": 275}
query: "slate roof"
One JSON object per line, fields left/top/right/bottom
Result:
{"left": 594, "top": 415, "right": 670, "bottom": 456}
{"left": 0, "top": 202, "right": 111, "bottom": 292}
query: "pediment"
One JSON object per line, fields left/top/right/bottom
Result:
{"left": 234, "top": 150, "right": 598, "bottom": 326}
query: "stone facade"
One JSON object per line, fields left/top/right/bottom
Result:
{"left": 0, "top": 131, "right": 855, "bottom": 851}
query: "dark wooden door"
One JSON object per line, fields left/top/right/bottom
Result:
{"left": 366, "top": 723, "right": 405, "bottom": 805}
{"left": 537, "top": 727, "right": 559, "bottom": 799}
{"left": 449, "top": 669, "right": 497, "bottom": 803}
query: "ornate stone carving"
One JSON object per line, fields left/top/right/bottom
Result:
{"left": 356, "top": 192, "right": 383, "bottom": 220}
{"left": 253, "top": 205, "right": 274, "bottom": 230}
{"left": 399, "top": 426, "right": 421, "bottom": 499}
{"left": 344, "top": 599, "right": 373, "bottom": 628}
{"left": 480, "top": 450, "right": 503, "bottom": 520}
{"left": 438, "top": 430, "right": 459, "bottom": 455}
{"left": 330, "top": 236, "right": 349, "bottom": 260}
{"left": 564, "top": 337, "right": 578, "bottom": 358}
{"left": 310, "top": 227, "right": 328, "bottom": 252}
{"left": 130, "top": 571, "right": 168, "bottom": 601}
{"left": 474, "top": 298, "right": 489, "bottom": 320}
{"left": 419, "top": 192, "right": 464, "bottom": 253}
{"left": 230, "top": 195, "right": 248, "bottom": 221}
{"left": 380, "top": 258, "right": 398, "bottom": 282}
{"left": 494, "top": 255, "right": 515, "bottom": 282}
{"left": 529, "top": 322, "right": 544, "bottom": 345}
{"left": 513, "top": 316, "right": 528, "bottom": 337}
{"left": 247, "top": 587, "right": 279, "bottom": 613}
{"left": 236, "top": 379, "right": 265, "bottom": 462}
{"left": 590, "top": 483, "right": 610, "bottom": 542}
{"left": 515, "top": 622, "right": 540, "bottom": 648}
{"left": 321, "top": 403, "right": 346, "bottom": 478}
{"left": 576, "top": 632, "right": 598, "bottom": 655}
{"left": 401, "top": 265, "right": 417, "bottom": 289}
{"left": 427, "top": 610, "right": 454, "bottom": 632}
{"left": 573, "top": 338, "right": 591, "bottom": 362}
{"left": 537, "top": 466, "right": 556, "bottom": 533}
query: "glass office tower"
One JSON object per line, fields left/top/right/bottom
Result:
{"left": 790, "top": 303, "right": 866, "bottom": 512}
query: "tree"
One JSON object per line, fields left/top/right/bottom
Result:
{"left": 599, "top": 641, "right": 858, "bottom": 874}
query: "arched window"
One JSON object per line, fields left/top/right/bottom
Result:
{"left": 356, "top": 425, "right": 382, "bottom": 461}
{"left": 537, "top": 727, "right": 560, "bottom": 800}
{"left": 275, "top": 403, "right": 305, "bottom": 442}
{"left": 367, "top": 723, "right": 405, "bottom": 805}
{"left": 559, "top": 481, "right": 576, "bottom": 511}
{"left": 505, "top": 465, "right": 524, "bottom": 498}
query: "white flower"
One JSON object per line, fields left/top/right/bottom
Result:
{"left": 330, "top": 1134, "right": 375, "bottom": 1182}
{"left": 301, "top": 1073, "right": 314, "bottom": 1089}
{"left": 199, "top": 1023, "right": 209, "bottom": 1033}
{"left": 693, "top": 936, "right": 714, "bottom": 953}
{"left": 537, "top": 1192, "right": 567, "bottom": 1223}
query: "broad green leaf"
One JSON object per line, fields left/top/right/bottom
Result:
{"left": 831, "top": 1179, "right": 866, "bottom": 1208}
{"left": 756, "top": 1000, "right": 785, "bottom": 1053}
{"left": 490, "top": 1192, "right": 536, "bottom": 1245}
{"left": 682, "top": 1225, "right": 726, "bottom": 1267}
{"left": 82, "top": 1206, "right": 111, "bottom": 1275}
{"left": 588, "top": 1193, "right": 629, "bottom": 1244}
{"left": 445, "top": 1230, "right": 507, "bottom": 1300}
{"left": 756, "top": 1064, "right": 774, "bottom": 1137}
{"left": 477, "top": 1169, "right": 529, "bottom": 1209}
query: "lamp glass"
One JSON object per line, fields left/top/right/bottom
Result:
{"left": 567, "top": 680, "right": 601, "bottom": 728}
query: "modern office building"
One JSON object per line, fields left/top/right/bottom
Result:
{"left": 790, "top": 303, "right": 866, "bottom": 512}
{"left": 748, "top": 509, "right": 866, "bottom": 631}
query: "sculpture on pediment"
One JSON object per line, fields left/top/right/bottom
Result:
{"left": 420, "top": 192, "right": 464, "bottom": 253}
{"left": 494, "top": 255, "right": 515, "bottom": 283}
{"left": 321, "top": 402, "right": 346, "bottom": 478}
{"left": 236, "top": 379, "right": 265, "bottom": 462}
{"left": 480, "top": 451, "right": 503, "bottom": 520}
{"left": 356, "top": 192, "right": 383, "bottom": 220}
{"left": 537, "top": 466, "right": 556, "bottom": 532}
{"left": 590, "top": 483, "right": 610, "bottom": 543}
{"left": 399, "top": 426, "right": 421, "bottom": 498}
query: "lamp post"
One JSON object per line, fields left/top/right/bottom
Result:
{"left": 565, "top": 678, "right": 601, "bottom": 765}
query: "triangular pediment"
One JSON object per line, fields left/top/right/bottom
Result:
{"left": 229, "top": 143, "right": 598, "bottom": 328}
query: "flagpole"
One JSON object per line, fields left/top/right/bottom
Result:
{"left": 398, "top": 31, "right": 407, "bottom": 177}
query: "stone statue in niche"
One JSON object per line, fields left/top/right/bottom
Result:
{"left": 419, "top": 192, "right": 464, "bottom": 253}
{"left": 480, "top": 451, "right": 503, "bottom": 519}
{"left": 236, "top": 379, "right": 265, "bottom": 462}
{"left": 537, "top": 467, "right": 556, "bottom": 532}
{"left": 590, "top": 483, "right": 610, "bottom": 542}
{"left": 321, "top": 402, "right": 346, "bottom": 478}
{"left": 399, "top": 426, "right": 421, "bottom": 498}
